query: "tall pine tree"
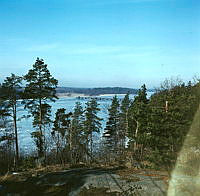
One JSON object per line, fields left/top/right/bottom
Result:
{"left": 23, "top": 58, "right": 58, "bottom": 158}
{"left": 52, "top": 108, "right": 72, "bottom": 164}
{"left": 71, "top": 102, "right": 85, "bottom": 163}
{"left": 84, "top": 98, "right": 102, "bottom": 161}
{"left": 128, "top": 84, "right": 149, "bottom": 159}
{"left": 104, "top": 95, "right": 120, "bottom": 156}
{"left": 119, "top": 93, "right": 131, "bottom": 151}
{"left": 1, "top": 74, "right": 22, "bottom": 164}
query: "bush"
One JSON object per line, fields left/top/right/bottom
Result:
{"left": 19, "top": 156, "right": 36, "bottom": 170}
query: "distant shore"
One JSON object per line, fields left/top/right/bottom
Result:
{"left": 56, "top": 93, "right": 132, "bottom": 98}
{"left": 56, "top": 93, "right": 86, "bottom": 98}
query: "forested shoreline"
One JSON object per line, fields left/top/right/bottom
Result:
{"left": 0, "top": 58, "right": 200, "bottom": 175}
{"left": 56, "top": 87, "right": 140, "bottom": 96}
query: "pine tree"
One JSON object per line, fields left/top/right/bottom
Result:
{"left": 1, "top": 74, "right": 22, "bottom": 164}
{"left": 128, "top": 84, "right": 149, "bottom": 159}
{"left": 0, "top": 83, "right": 14, "bottom": 170}
{"left": 103, "top": 95, "right": 120, "bottom": 156}
{"left": 147, "top": 81, "right": 200, "bottom": 169}
{"left": 84, "top": 98, "right": 102, "bottom": 161}
{"left": 52, "top": 108, "right": 72, "bottom": 164}
{"left": 52, "top": 108, "right": 72, "bottom": 138}
{"left": 119, "top": 92, "right": 131, "bottom": 151}
{"left": 135, "top": 84, "right": 148, "bottom": 104}
{"left": 23, "top": 58, "right": 58, "bottom": 158}
{"left": 71, "top": 102, "right": 85, "bottom": 162}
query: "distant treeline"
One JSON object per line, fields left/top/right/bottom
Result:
{"left": 56, "top": 87, "right": 140, "bottom": 95}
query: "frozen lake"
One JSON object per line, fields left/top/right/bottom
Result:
{"left": 16, "top": 92, "right": 153, "bottom": 154}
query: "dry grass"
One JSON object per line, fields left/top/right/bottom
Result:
{"left": 116, "top": 167, "right": 169, "bottom": 185}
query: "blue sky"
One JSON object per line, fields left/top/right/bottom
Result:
{"left": 0, "top": 0, "right": 199, "bottom": 88}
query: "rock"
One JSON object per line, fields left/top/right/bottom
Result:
{"left": 1, "top": 168, "right": 167, "bottom": 195}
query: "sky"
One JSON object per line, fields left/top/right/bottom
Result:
{"left": 0, "top": 0, "right": 200, "bottom": 88}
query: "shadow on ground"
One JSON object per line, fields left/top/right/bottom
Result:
{"left": 0, "top": 167, "right": 127, "bottom": 196}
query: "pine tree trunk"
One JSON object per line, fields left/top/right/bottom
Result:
{"left": 86, "top": 135, "right": 89, "bottom": 163}
{"left": 90, "top": 132, "right": 93, "bottom": 163}
{"left": 69, "top": 127, "right": 73, "bottom": 164}
{"left": 13, "top": 104, "right": 19, "bottom": 167}
{"left": 134, "top": 120, "right": 139, "bottom": 151}
{"left": 125, "top": 111, "right": 129, "bottom": 148}
{"left": 39, "top": 97, "right": 44, "bottom": 159}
